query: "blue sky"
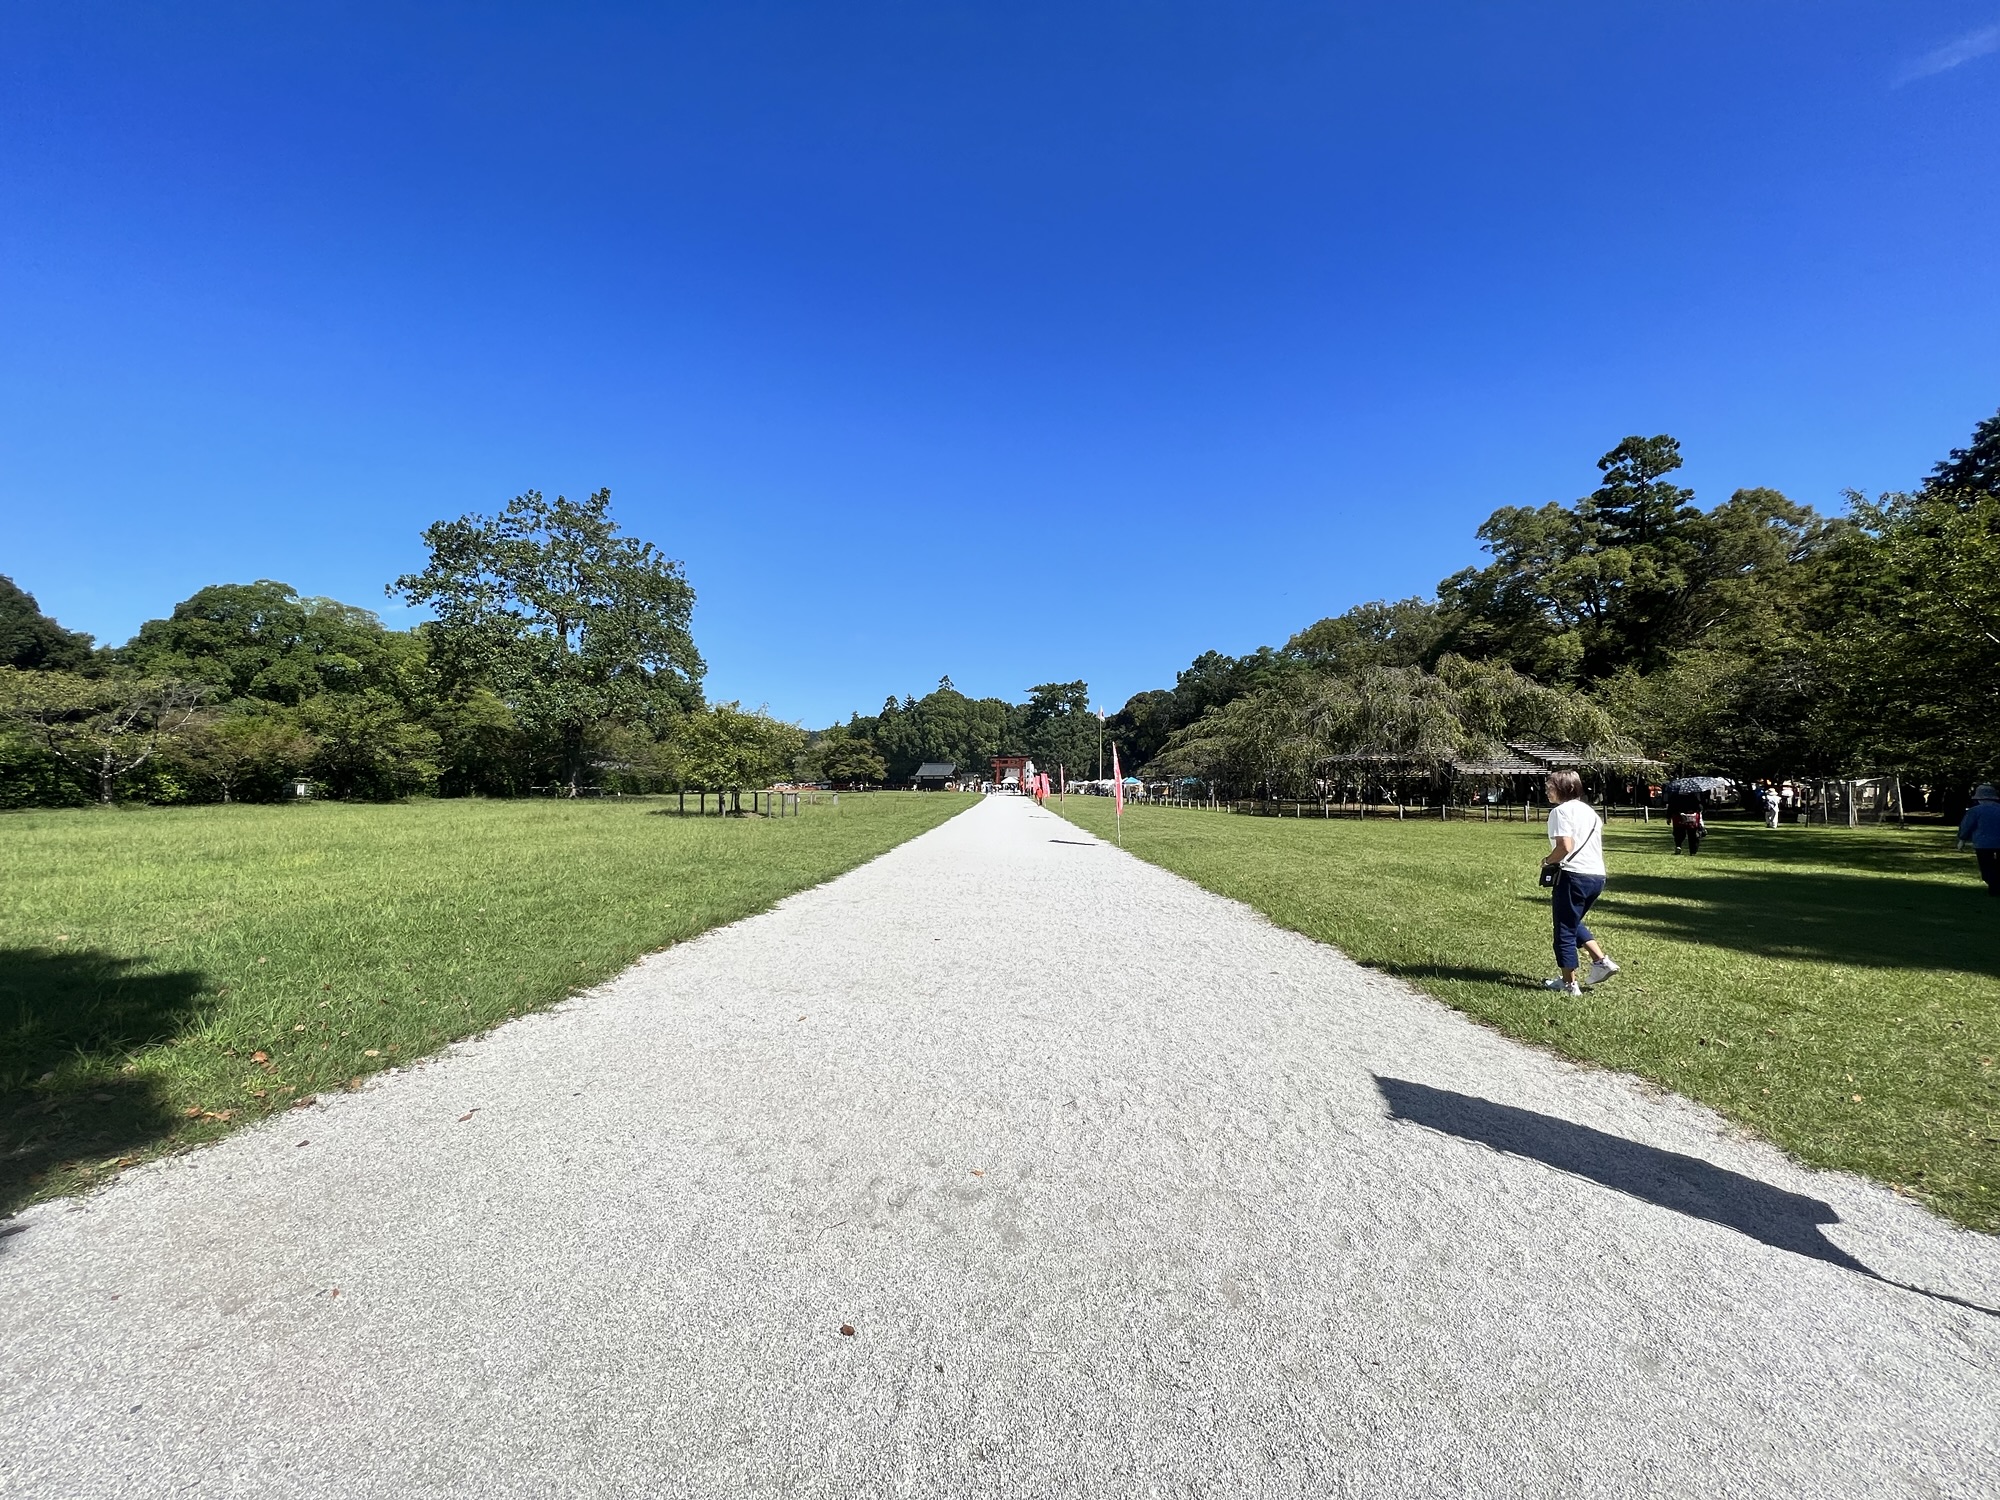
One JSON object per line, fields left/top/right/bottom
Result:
{"left": 4, "top": 3, "right": 1998, "bottom": 725}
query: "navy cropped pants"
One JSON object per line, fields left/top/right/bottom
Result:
{"left": 1552, "top": 869, "right": 1605, "bottom": 970}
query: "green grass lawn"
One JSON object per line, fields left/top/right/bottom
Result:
{"left": 1053, "top": 797, "right": 2000, "bottom": 1234}
{"left": 1, "top": 792, "right": 970, "bottom": 1216}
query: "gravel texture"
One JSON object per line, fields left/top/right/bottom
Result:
{"left": 3, "top": 792, "right": 1997, "bottom": 1498}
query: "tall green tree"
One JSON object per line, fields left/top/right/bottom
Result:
{"left": 1590, "top": 434, "right": 1697, "bottom": 547}
{"left": 1017, "top": 680, "right": 1096, "bottom": 778}
{"left": 1923, "top": 406, "right": 2000, "bottom": 497}
{"left": 123, "top": 581, "right": 403, "bottom": 704}
{"left": 1440, "top": 436, "right": 1830, "bottom": 681}
{"left": 395, "top": 489, "right": 704, "bottom": 795}
{"left": 1604, "top": 647, "right": 1829, "bottom": 779}
{"left": 1436, "top": 498, "right": 1604, "bottom": 680}
{"left": 0, "top": 576, "right": 95, "bottom": 672}
{"left": 1814, "top": 488, "right": 2000, "bottom": 801}
{"left": 1106, "top": 689, "right": 1176, "bottom": 769}
{"left": 1584, "top": 434, "right": 1706, "bottom": 672}
{"left": 1105, "top": 648, "right": 1295, "bottom": 770}
{"left": 1286, "top": 598, "right": 1444, "bottom": 674}
{"left": 842, "top": 677, "right": 1014, "bottom": 780}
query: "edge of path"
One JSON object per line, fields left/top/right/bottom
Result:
{"left": 2, "top": 794, "right": 984, "bottom": 1226}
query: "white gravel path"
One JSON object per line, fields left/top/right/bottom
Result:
{"left": 3, "top": 793, "right": 1997, "bottom": 1498}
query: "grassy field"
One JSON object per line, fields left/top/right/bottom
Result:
{"left": 1053, "top": 797, "right": 2000, "bottom": 1234}
{"left": 1, "top": 792, "right": 971, "bottom": 1216}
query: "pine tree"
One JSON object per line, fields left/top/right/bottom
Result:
{"left": 1924, "top": 406, "right": 2000, "bottom": 497}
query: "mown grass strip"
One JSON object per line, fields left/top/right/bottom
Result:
{"left": 1, "top": 792, "right": 971, "bottom": 1215}
{"left": 1052, "top": 797, "right": 2000, "bottom": 1234}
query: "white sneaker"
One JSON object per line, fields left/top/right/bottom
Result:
{"left": 1543, "top": 977, "right": 1583, "bottom": 996}
{"left": 1586, "top": 958, "right": 1621, "bottom": 987}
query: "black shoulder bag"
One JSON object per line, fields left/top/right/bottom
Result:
{"left": 1540, "top": 809, "right": 1600, "bottom": 888}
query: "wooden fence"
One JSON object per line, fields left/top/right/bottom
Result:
{"left": 671, "top": 789, "right": 802, "bottom": 817}
{"left": 1107, "top": 796, "right": 1660, "bottom": 823}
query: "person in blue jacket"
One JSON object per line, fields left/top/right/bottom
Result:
{"left": 1959, "top": 784, "right": 2000, "bottom": 897}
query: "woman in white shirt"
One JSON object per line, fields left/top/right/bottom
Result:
{"left": 1539, "top": 769, "right": 1621, "bottom": 997}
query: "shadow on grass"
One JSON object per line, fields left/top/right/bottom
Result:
{"left": 1, "top": 948, "right": 209, "bottom": 1221}
{"left": 1377, "top": 1077, "right": 1996, "bottom": 1317}
{"left": 1607, "top": 867, "right": 1997, "bottom": 979}
{"left": 1376, "top": 963, "right": 1547, "bottom": 991}
{"left": 1602, "top": 826, "right": 1959, "bottom": 878}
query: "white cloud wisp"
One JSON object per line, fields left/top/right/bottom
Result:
{"left": 1895, "top": 22, "right": 2000, "bottom": 85}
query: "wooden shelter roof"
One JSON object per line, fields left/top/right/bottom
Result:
{"left": 1452, "top": 753, "right": 1546, "bottom": 776}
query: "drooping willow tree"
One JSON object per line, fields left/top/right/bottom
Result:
{"left": 1143, "top": 655, "right": 1637, "bottom": 800}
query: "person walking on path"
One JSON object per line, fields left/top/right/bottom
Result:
{"left": 1959, "top": 783, "right": 2000, "bottom": 897}
{"left": 1540, "top": 770, "right": 1620, "bottom": 996}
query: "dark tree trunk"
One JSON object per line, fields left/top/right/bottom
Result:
{"left": 559, "top": 722, "right": 586, "bottom": 798}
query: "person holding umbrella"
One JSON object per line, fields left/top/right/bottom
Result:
{"left": 1959, "top": 784, "right": 2000, "bottom": 897}
{"left": 1664, "top": 776, "right": 1721, "bottom": 855}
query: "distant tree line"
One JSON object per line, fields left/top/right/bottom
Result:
{"left": 816, "top": 679, "right": 1103, "bottom": 788}
{"left": 0, "top": 490, "right": 805, "bottom": 808}
{"left": 1101, "top": 410, "right": 2000, "bottom": 814}
{"left": 9, "top": 410, "right": 1995, "bottom": 811}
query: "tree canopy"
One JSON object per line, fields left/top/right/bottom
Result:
{"left": 1924, "top": 406, "right": 2000, "bottom": 497}
{"left": 123, "top": 581, "right": 407, "bottom": 704}
{"left": 4, "top": 404, "right": 1997, "bottom": 810}
{"left": 0, "top": 576, "right": 95, "bottom": 672}
{"left": 395, "top": 488, "right": 704, "bottom": 795}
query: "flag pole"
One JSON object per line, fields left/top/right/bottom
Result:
{"left": 1111, "top": 740, "right": 1124, "bottom": 847}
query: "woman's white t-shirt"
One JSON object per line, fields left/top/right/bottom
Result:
{"left": 1548, "top": 799, "right": 1607, "bottom": 877}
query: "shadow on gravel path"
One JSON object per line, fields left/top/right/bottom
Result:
{"left": 1377, "top": 1076, "right": 1997, "bottom": 1318}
